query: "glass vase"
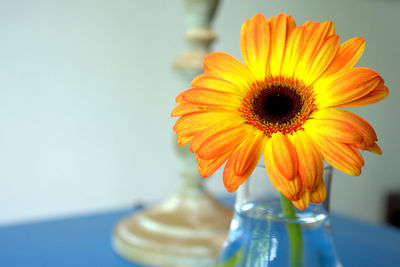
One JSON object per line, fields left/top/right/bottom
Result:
{"left": 218, "top": 163, "right": 342, "bottom": 267}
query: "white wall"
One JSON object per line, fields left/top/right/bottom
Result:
{"left": 0, "top": 0, "right": 399, "bottom": 225}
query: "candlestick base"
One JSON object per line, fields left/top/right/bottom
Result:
{"left": 112, "top": 188, "right": 232, "bottom": 267}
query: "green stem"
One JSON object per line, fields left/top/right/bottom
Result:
{"left": 280, "top": 194, "right": 303, "bottom": 267}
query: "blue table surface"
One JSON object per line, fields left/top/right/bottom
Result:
{"left": 0, "top": 204, "right": 399, "bottom": 267}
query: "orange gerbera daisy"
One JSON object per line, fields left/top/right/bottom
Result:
{"left": 171, "top": 13, "right": 388, "bottom": 210}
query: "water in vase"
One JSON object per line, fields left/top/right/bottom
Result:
{"left": 219, "top": 199, "right": 341, "bottom": 267}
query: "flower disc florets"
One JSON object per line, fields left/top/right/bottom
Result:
{"left": 240, "top": 77, "right": 316, "bottom": 137}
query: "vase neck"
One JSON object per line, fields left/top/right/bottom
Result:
{"left": 235, "top": 164, "right": 333, "bottom": 212}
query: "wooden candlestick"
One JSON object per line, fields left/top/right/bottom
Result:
{"left": 112, "top": 1, "right": 233, "bottom": 266}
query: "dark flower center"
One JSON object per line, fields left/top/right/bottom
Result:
{"left": 251, "top": 84, "right": 303, "bottom": 125}
{"left": 239, "top": 77, "right": 316, "bottom": 137}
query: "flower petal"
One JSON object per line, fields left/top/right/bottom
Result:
{"left": 308, "top": 108, "right": 377, "bottom": 150}
{"left": 367, "top": 142, "right": 382, "bottom": 155}
{"left": 240, "top": 14, "right": 270, "bottom": 81}
{"left": 191, "top": 73, "right": 244, "bottom": 96}
{"left": 231, "top": 131, "right": 265, "bottom": 176}
{"left": 295, "top": 21, "right": 337, "bottom": 85}
{"left": 303, "top": 35, "right": 340, "bottom": 85}
{"left": 264, "top": 137, "right": 303, "bottom": 201}
{"left": 197, "top": 149, "right": 233, "bottom": 178}
{"left": 176, "top": 88, "right": 242, "bottom": 107}
{"left": 267, "top": 13, "right": 296, "bottom": 77}
{"left": 177, "top": 135, "right": 193, "bottom": 146}
{"left": 203, "top": 52, "right": 256, "bottom": 90}
{"left": 310, "top": 134, "right": 364, "bottom": 176}
{"left": 223, "top": 137, "right": 265, "bottom": 192}
{"left": 323, "top": 37, "right": 365, "bottom": 77}
{"left": 304, "top": 112, "right": 363, "bottom": 145}
{"left": 194, "top": 125, "right": 251, "bottom": 160}
{"left": 267, "top": 169, "right": 303, "bottom": 201}
{"left": 303, "top": 21, "right": 335, "bottom": 37}
{"left": 280, "top": 26, "right": 307, "bottom": 79}
{"left": 313, "top": 67, "right": 382, "bottom": 108}
{"left": 310, "top": 179, "right": 326, "bottom": 204}
{"left": 338, "top": 82, "right": 389, "bottom": 108}
{"left": 289, "top": 131, "right": 323, "bottom": 191}
{"left": 174, "top": 111, "right": 238, "bottom": 137}
{"left": 265, "top": 132, "right": 298, "bottom": 180}
{"left": 292, "top": 191, "right": 310, "bottom": 210}
{"left": 171, "top": 103, "right": 205, "bottom": 117}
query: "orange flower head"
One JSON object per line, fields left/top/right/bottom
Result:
{"left": 171, "top": 14, "right": 388, "bottom": 210}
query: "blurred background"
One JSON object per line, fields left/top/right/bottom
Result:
{"left": 0, "top": 0, "right": 399, "bottom": 226}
